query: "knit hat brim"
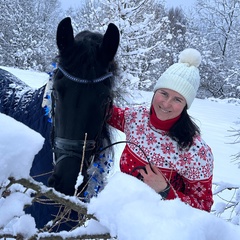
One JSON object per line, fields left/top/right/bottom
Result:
{"left": 153, "top": 73, "right": 197, "bottom": 108}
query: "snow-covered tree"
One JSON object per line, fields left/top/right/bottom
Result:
{"left": 212, "top": 125, "right": 240, "bottom": 226}
{"left": 190, "top": 0, "right": 240, "bottom": 98}
{"left": 0, "top": 0, "right": 62, "bottom": 71}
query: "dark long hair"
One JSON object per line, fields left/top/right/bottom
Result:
{"left": 169, "top": 106, "right": 200, "bottom": 149}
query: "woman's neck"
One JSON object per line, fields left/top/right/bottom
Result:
{"left": 150, "top": 106, "right": 180, "bottom": 131}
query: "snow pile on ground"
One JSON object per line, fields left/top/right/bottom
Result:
{"left": 88, "top": 172, "right": 240, "bottom": 240}
{"left": 0, "top": 113, "right": 44, "bottom": 238}
{"left": 0, "top": 113, "right": 44, "bottom": 183}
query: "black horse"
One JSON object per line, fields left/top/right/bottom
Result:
{"left": 47, "top": 17, "right": 119, "bottom": 200}
{"left": 0, "top": 17, "right": 119, "bottom": 229}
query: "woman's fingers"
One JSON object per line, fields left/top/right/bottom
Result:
{"left": 150, "top": 164, "right": 163, "bottom": 176}
{"left": 139, "top": 164, "right": 157, "bottom": 176}
{"left": 138, "top": 164, "right": 168, "bottom": 192}
{"left": 139, "top": 167, "right": 147, "bottom": 177}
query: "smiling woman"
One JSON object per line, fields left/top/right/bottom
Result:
{"left": 107, "top": 48, "right": 214, "bottom": 212}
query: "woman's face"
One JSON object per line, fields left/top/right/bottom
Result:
{"left": 152, "top": 88, "right": 186, "bottom": 121}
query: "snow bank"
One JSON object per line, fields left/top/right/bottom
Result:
{"left": 88, "top": 172, "right": 240, "bottom": 240}
{"left": 0, "top": 113, "right": 44, "bottom": 184}
{"left": 0, "top": 113, "right": 44, "bottom": 237}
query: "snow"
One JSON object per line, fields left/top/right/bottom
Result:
{"left": 0, "top": 110, "right": 44, "bottom": 238}
{"left": 74, "top": 174, "right": 84, "bottom": 195}
{"left": 0, "top": 66, "right": 240, "bottom": 239}
{"left": 0, "top": 193, "right": 37, "bottom": 239}
{"left": 89, "top": 172, "right": 240, "bottom": 240}
{"left": 0, "top": 66, "right": 48, "bottom": 89}
{"left": 0, "top": 113, "right": 44, "bottom": 184}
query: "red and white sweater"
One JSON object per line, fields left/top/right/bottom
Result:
{"left": 108, "top": 105, "right": 214, "bottom": 212}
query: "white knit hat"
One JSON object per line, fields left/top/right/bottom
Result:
{"left": 153, "top": 48, "right": 201, "bottom": 108}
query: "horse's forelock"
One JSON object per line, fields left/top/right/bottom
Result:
{"left": 57, "top": 31, "right": 107, "bottom": 79}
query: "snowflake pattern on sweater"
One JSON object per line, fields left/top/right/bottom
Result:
{"left": 108, "top": 106, "right": 214, "bottom": 212}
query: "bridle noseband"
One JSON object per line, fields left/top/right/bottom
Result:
{"left": 53, "top": 137, "right": 96, "bottom": 165}
{"left": 52, "top": 65, "right": 113, "bottom": 166}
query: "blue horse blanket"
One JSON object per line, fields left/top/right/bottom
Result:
{"left": 0, "top": 68, "right": 77, "bottom": 230}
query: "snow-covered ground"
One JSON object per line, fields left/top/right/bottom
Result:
{"left": 0, "top": 66, "right": 240, "bottom": 239}
{"left": 0, "top": 66, "right": 49, "bottom": 88}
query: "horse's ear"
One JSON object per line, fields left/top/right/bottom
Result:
{"left": 56, "top": 17, "right": 74, "bottom": 54}
{"left": 101, "top": 23, "right": 120, "bottom": 62}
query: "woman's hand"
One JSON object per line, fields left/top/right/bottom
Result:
{"left": 139, "top": 164, "right": 167, "bottom": 193}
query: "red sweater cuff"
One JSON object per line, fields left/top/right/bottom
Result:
{"left": 166, "top": 186, "right": 178, "bottom": 200}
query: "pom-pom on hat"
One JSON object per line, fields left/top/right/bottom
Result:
{"left": 153, "top": 48, "right": 202, "bottom": 108}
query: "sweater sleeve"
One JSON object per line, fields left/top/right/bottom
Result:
{"left": 166, "top": 176, "right": 213, "bottom": 212}
{"left": 166, "top": 137, "right": 214, "bottom": 212}
{"left": 107, "top": 106, "right": 128, "bottom": 132}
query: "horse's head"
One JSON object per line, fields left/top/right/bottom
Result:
{"left": 48, "top": 17, "right": 119, "bottom": 198}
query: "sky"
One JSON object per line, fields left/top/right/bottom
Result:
{"left": 60, "top": 0, "right": 196, "bottom": 10}
{"left": 165, "top": 0, "right": 195, "bottom": 8}
{"left": 0, "top": 66, "right": 240, "bottom": 239}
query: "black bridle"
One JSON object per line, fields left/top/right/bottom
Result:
{"left": 51, "top": 65, "right": 113, "bottom": 166}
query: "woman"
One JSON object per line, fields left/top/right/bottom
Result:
{"left": 108, "top": 48, "right": 214, "bottom": 212}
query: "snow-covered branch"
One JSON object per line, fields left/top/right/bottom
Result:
{"left": 0, "top": 177, "right": 112, "bottom": 240}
